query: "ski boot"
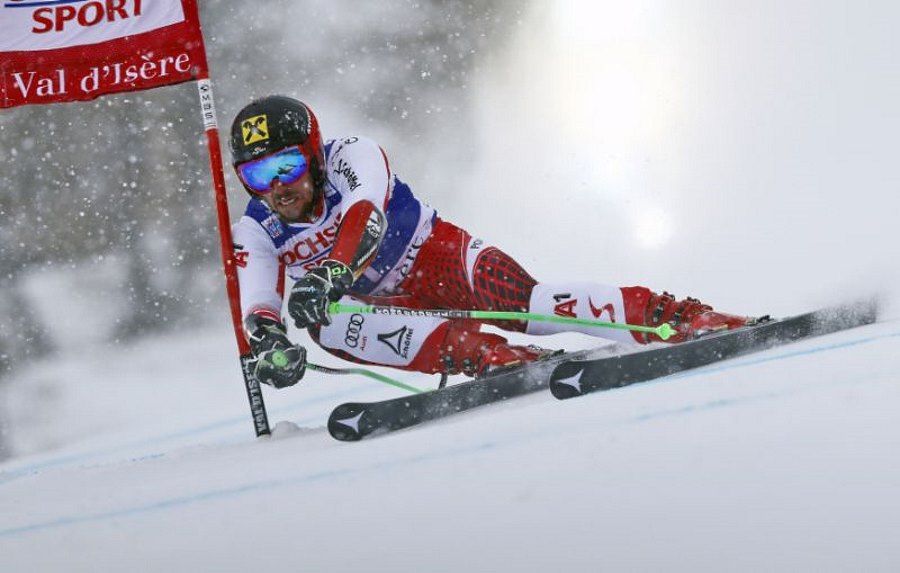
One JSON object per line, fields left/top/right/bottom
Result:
{"left": 479, "top": 343, "right": 560, "bottom": 376}
{"left": 624, "top": 288, "right": 752, "bottom": 343}
{"left": 439, "top": 324, "right": 558, "bottom": 379}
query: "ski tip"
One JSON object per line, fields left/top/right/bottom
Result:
{"left": 327, "top": 404, "right": 367, "bottom": 441}
{"left": 549, "top": 361, "right": 588, "bottom": 400}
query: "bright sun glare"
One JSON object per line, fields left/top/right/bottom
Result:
{"left": 549, "top": 2, "right": 678, "bottom": 249}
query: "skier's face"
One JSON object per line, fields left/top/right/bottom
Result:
{"left": 260, "top": 170, "right": 317, "bottom": 223}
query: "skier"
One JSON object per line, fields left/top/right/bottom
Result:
{"left": 230, "top": 96, "right": 750, "bottom": 389}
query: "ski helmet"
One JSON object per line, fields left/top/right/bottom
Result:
{"left": 229, "top": 96, "right": 325, "bottom": 195}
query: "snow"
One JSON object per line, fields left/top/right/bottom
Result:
{"left": 4, "top": 1, "right": 900, "bottom": 571}
{"left": 2, "top": 318, "right": 899, "bottom": 571}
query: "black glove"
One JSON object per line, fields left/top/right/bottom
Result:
{"left": 288, "top": 259, "right": 354, "bottom": 329}
{"left": 245, "top": 314, "right": 307, "bottom": 388}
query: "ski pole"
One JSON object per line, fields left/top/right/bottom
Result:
{"left": 263, "top": 348, "right": 425, "bottom": 394}
{"left": 328, "top": 302, "right": 676, "bottom": 341}
{"left": 305, "top": 362, "right": 425, "bottom": 394}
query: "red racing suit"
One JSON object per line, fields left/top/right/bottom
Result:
{"left": 233, "top": 136, "right": 650, "bottom": 374}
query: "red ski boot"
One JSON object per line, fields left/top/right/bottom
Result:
{"left": 623, "top": 288, "right": 751, "bottom": 343}
{"left": 478, "top": 343, "right": 559, "bottom": 376}
{"left": 436, "top": 322, "right": 557, "bottom": 377}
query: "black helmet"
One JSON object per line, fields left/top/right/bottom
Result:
{"left": 229, "top": 96, "right": 325, "bottom": 194}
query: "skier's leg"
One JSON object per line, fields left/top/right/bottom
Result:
{"left": 397, "top": 219, "right": 536, "bottom": 331}
{"left": 310, "top": 296, "right": 551, "bottom": 376}
{"left": 527, "top": 283, "right": 750, "bottom": 343}
{"left": 402, "top": 220, "right": 748, "bottom": 345}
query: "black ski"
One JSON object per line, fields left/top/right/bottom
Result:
{"left": 327, "top": 346, "right": 622, "bottom": 441}
{"left": 549, "top": 299, "right": 879, "bottom": 400}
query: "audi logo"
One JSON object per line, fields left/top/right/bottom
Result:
{"left": 344, "top": 314, "right": 365, "bottom": 347}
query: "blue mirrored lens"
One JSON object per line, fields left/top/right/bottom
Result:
{"left": 238, "top": 147, "right": 308, "bottom": 193}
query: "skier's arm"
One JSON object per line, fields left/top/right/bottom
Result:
{"left": 288, "top": 137, "right": 391, "bottom": 329}
{"left": 326, "top": 135, "right": 391, "bottom": 279}
{"left": 286, "top": 204, "right": 386, "bottom": 329}
{"left": 329, "top": 200, "right": 386, "bottom": 280}
{"left": 233, "top": 216, "right": 284, "bottom": 322}
{"left": 233, "top": 216, "right": 306, "bottom": 388}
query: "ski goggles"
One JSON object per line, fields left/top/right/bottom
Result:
{"left": 237, "top": 145, "right": 309, "bottom": 194}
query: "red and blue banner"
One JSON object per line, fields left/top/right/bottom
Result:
{"left": 1, "top": 0, "right": 208, "bottom": 108}
{"left": 0, "top": 0, "right": 270, "bottom": 436}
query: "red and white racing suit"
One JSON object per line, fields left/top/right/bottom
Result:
{"left": 233, "top": 136, "right": 657, "bottom": 375}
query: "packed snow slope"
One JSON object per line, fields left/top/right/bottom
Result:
{"left": 4, "top": 1, "right": 900, "bottom": 571}
{"left": 2, "top": 313, "right": 899, "bottom": 572}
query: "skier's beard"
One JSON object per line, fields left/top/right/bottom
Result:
{"left": 267, "top": 179, "right": 317, "bottom": 223}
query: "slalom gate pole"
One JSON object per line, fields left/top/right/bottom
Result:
{"left": 329, "top": 302, "right": 676, "bottom": 341}
{"left": 195, "top": 76, "right": 271, "bottom": 437}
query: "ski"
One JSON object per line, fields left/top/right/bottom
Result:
{"left": 328, "top": 299, "right": 878, "bottom": 440}
{"left": 327, "top": 346, "right": 623, "bottom": 441}
{"left": 549, "top": 298, "right": 879, "bottom": 400}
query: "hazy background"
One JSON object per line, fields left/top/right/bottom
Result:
{"left": 2, "top": 0, "right": 899, "bottom": 459}
{"left": 0, "top": 0, "right": 526, "bottom": 457}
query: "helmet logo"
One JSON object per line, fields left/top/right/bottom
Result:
{"left": 241, "top": 114, "right": 269, "bottom": 146}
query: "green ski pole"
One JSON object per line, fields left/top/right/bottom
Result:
{"left": 329, "top": 302, "right": 676, "bottom": 341}
{"left": 265, "top": 349, "right": 426, "bottom": 394}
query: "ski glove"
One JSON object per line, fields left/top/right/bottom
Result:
{"left": 245, "top": 314, "right": 307, "bottom": 388}
{"left": 288, "top": 259, "right": 354, "bottom": 329}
